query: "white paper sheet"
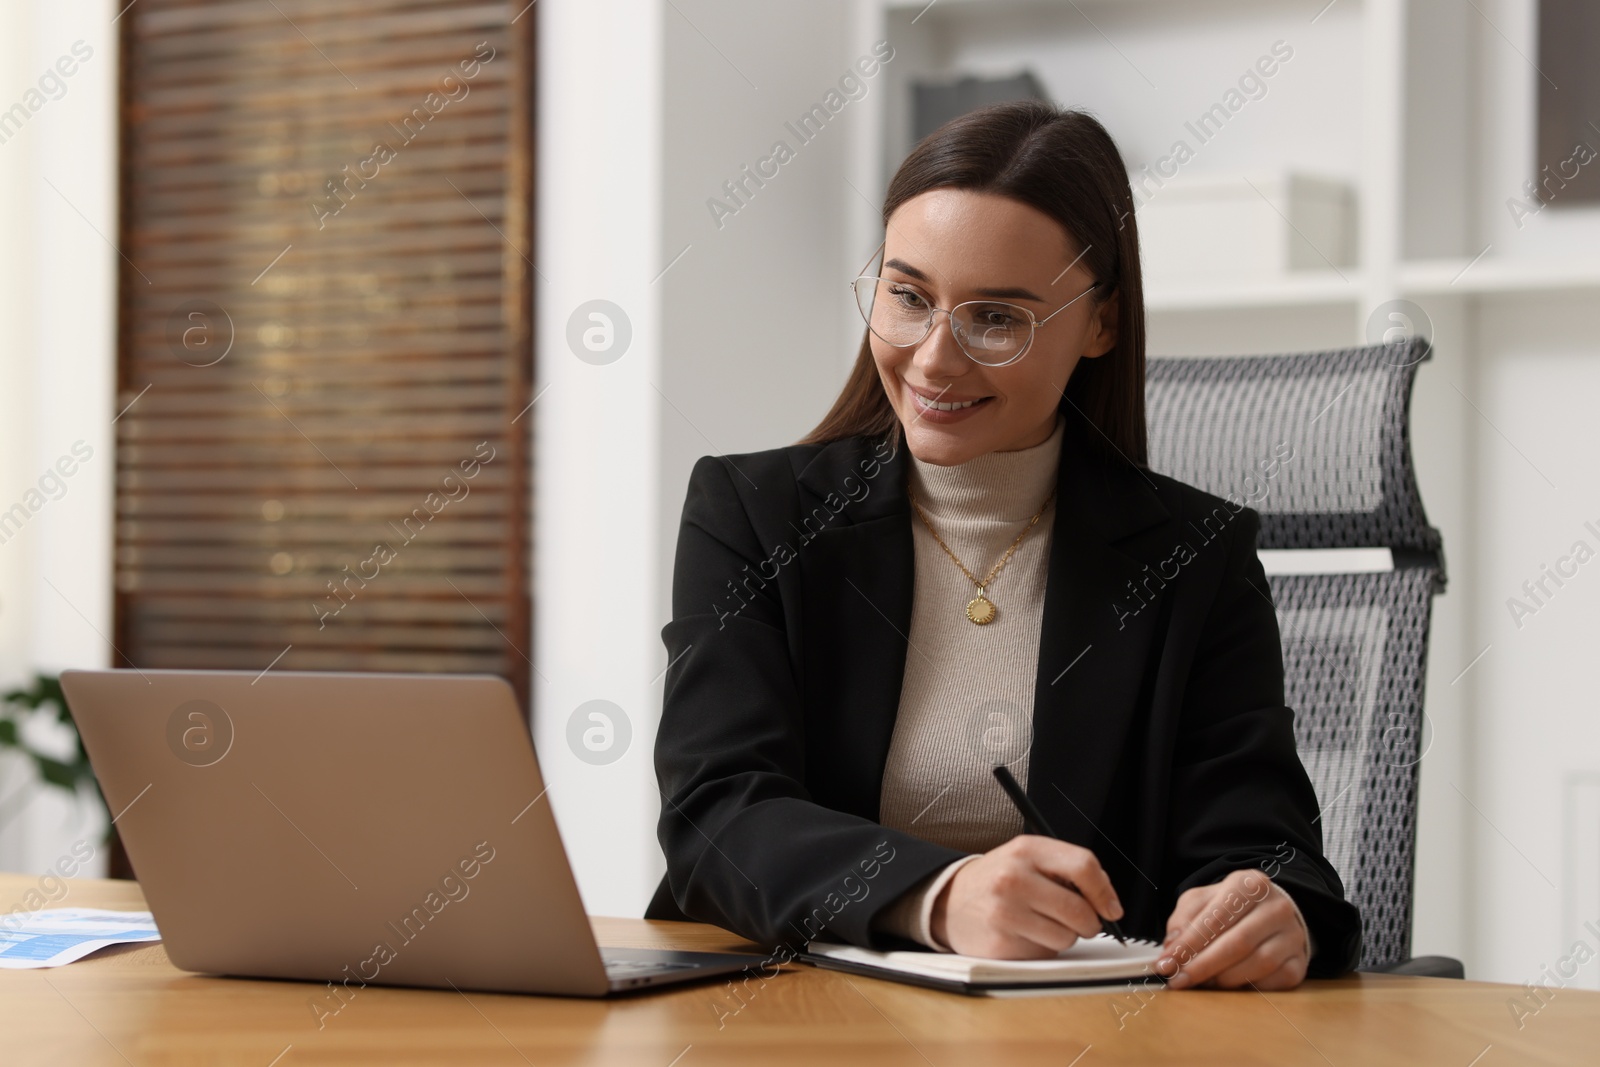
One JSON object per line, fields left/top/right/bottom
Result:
{"left": 0, "top": 907, "right": 162, "bottom": 969}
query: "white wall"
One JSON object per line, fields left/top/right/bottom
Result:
{"left": 1454, "top": 1, "right": 1600, "bottom": 987}
{"left": 1474, "top": 296, "right": 1600, "bottom": 988}
{"left": 0, "top": 0, "right": 116, "bottom": 878}
{"left": 532, "top": 0, "right": 666, "bottom": 917}
{"left": 536, "top": 0, "right": 878, "bottom": 917}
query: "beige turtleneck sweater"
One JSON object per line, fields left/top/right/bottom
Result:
{"left": 872, "top": 413, "right": 1066, "bottom": 949}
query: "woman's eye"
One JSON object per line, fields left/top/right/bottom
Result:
{"left": 888, "top": 285, "right": 926, "bottom": 309}
{"left": 976, "top": 309, "right": 1021, "bottom": 328}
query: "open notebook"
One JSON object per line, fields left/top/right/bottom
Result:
{"left": 800, "top": 933, "right": 1167, "bottom": 995}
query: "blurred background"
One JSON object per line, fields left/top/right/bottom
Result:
{"left": 1, "top": 0, "right": 1597, "bottom": 988}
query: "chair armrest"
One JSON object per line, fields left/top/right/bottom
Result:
{"left": 1362, "top": 955, "right": 1465, "bottom": 979}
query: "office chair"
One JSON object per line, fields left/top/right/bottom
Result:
{"left": 1144, "top": 338, "right": 1463, "bottom": 979}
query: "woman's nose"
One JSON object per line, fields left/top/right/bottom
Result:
{"left": 910, "top": 309, "right": 971, "bottom": 379}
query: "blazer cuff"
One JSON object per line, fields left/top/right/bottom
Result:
{"left": 872, "top": 856, "right": 978, "bottom": 951}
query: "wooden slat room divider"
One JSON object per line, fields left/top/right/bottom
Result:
{"left": 115, "top": 0, "right": 535, "bottom": 710}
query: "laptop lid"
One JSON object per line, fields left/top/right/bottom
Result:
{"left": 60, "top": 668, "right": 612, "bottom": 997}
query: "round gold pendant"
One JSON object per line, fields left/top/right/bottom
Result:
{"left": 966, "top": 595, "right": 997, "bottom": 625}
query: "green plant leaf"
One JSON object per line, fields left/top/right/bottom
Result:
{"left": 1, "top": 674, "right": 106, "bottom": 830}
{"left": 37, "top": 757, "right": 79, "bottom": 790}
{"left": 3, "top": 674, "right": 52, "bottom": 710}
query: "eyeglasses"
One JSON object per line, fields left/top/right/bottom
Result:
{"left": 850, "top": 240, "right": 1100, "bottom": 367}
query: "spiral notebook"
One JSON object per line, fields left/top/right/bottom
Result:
{"left": 800, "top": 933, "right": 1167, "bottom": 996}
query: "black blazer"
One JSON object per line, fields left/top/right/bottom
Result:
{"left": 645, "top": 408, "right": 1362, "bottom": 977}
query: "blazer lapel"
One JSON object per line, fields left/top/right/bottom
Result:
{"left": 1027, "top": 412, "right": 1172, "bottom": 846}
{"left": 793, "top": 433, "right": 915, "bottom": 819}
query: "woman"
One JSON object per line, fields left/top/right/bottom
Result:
{"left": 646, "top": 101, "right": 1361, "bottom": 990}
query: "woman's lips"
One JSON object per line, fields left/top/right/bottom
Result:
{"left": 907, "top": 382, "right": 993, "bottom": 423}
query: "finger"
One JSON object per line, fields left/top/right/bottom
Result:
{"left": 1029, "top": 839, "right": 1123, "bottom": 921}
{"left": 969, "top": 884, "right": 1089, "bottom": 957}
{"left": 1165, "top": 892, "right": 1247, "bottom": 969}
{"left": 980, "top": 865, "right": 1104, "bottom": 950}
{"left": 1243, "top": 952, "right": 1310, "bottom": 992}
{"left": 1163, "top": 884, "right": 1217, "bottom": 944}
{"left": 1168, "top": 901, "right": 1286, "bottom": 989}
{"left": 1166, "top": 869, "right": 1265, "bottom": 940}
{"left": 1174, "top": 896, "right": 1281, "bottom": 983}
{"left": 949, "top": 923, "right": 1053, "bottom": 960}
{"left": 1003, "top": 902, "right": 1087, "bottom": 955}
{"left": 1205, "top": 929, "right": 1305, "bottom": 990}
{"left": 960, "top": 924, "right": 1063, "bottom": 960}
{"left": 1155, "top": 886, "right": 1225, "bottom": 979}
{"left": 1166, "top": 872, "right": 1274, "bottom": 963}
{"left": 1018, "top": 871, "right": 1106, "bottom": 941}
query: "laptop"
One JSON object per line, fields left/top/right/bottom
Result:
{"left": 59, "top": 668, "right": 764, "bottom": 997}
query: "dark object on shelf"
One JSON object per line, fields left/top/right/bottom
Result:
{"left": 912, "top": 70, "right": 1049, "bottom": 143}
{"left": 1537, "top": 1, "right": 1600, "bottom": 205}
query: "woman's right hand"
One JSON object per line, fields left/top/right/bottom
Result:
{"left": 930, "top": 835, "right": 1123, "bottom": 957}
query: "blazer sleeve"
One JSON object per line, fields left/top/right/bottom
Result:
{"left": 653, "top": 455, "right": 971, "bottom": 952}
{"left": 1164, "top": 503, "right": 1364, "bottom": 978}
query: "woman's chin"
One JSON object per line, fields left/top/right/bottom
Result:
{"left": 901, "top": 422, "right": 988, "bottom": 466}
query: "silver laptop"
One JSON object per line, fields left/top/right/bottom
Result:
{"left": 59, "top": 668, "right": 762, "bottom": 997}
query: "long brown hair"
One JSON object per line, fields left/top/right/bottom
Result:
{"left": 798, "top": 101, "right": 1147, "bottom": 468}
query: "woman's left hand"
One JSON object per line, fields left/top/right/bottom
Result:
{"left": 1155, "top": 868, "right": 1310, "bottom": 990}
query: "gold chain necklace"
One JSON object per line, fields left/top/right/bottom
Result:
{"left": 907, "top": 485, "right": 1055, "bottom": 625}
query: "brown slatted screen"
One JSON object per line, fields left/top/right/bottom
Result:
{"left": 116, "top": 0, "right": 534, "bottom": 708}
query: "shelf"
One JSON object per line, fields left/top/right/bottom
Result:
{"left": 1400, "top": 257, "right": 1600, "bottom": 297}
{"left": 1141, "top": 258, "right": 1600, "bottom": 312}
{"left": 1144, "top": 271, "right": 1361, "bottom": 312}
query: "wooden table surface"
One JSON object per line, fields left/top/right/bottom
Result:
{"left": 0, "top": 874, "right": 1593, "bottom": 1066}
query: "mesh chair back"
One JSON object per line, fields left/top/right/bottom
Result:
{"left": 1145, "top": 341, "right": 1443, "bottom": 967}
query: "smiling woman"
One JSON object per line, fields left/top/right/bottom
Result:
{"left": 650, "top": 101, "right": 1361, "bottom": 992}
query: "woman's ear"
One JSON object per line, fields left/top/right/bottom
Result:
{"left": 1080, "top": 289, "right": 1119, "bottom": 358}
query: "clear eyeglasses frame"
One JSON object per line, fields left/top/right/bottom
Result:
{"left": 849, "top": 239, "right": 1101, "bottom": 368}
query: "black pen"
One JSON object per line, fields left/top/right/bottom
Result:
{"left": 992, "top": 765, "right": 1128, "bottom": 945}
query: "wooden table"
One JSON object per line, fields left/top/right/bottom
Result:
{"left": 1, "top": 875, "right": 1593, "bottom": 1065}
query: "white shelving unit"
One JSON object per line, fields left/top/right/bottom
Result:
{"left": 854, "top": 0, "right": 1600, "bottom": 336}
